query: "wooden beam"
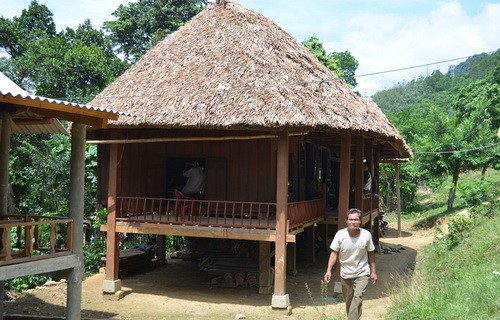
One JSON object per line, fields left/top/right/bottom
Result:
{"left": 13, "top": 117, "right": 54, "bottom": 125}
{"left": 0, "top": 254, "right": 80, "bottom": 281}
{"left": 100, "top": 223, "right": 296, "bottom": 242}
{"left": 0, "top": 96, "right": 116, "bottom": 127}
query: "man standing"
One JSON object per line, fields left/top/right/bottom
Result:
{"left": 324, "top": 208, "right": 377, "bottom": 320}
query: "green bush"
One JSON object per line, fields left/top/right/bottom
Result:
{"left": 5, "top": 275, "right": 50, "bottom": 292}
{"left": 83, "top": 239, "right": 105, "bottom": 273}
{"left": 458, "top": 180, "right": 490, "bottom": 208}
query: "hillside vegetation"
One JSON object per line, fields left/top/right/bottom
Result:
{"left": 374, "top": 49, "right": 499, "bottom": 213}
{"left": 385, "top": 169, "right": 499, "bottom": 319}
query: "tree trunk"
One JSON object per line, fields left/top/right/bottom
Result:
{"left": 447, "top": 164, "right": 461, "bottom": 211}
{"left": 481, "top": 166, "right": 487, "bottom": 180}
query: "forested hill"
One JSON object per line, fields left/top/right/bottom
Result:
{"left": 372, "top": 49, "right": 500, "bottom": 113}
{"left": 371, "top": 48, "right": 499, "bottom": 212}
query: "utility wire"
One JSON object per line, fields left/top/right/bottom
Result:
{"left": 413, "top": 142, "right": 500, "bottom": 155}
{"left": 355, "top": 51, "right": 497, "bottom": 78}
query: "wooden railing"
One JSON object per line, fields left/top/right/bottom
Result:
{"left": 117, "top": 197, "right": 277, "bottom": 229}
{"left": 288, "top": 198, "right": 325, "bottom": 229}
{"left": 116, "top": 196, "right": 328, "bottom": 231}
{"left": 0, "top": 214, "right": 73, "bottom": 266}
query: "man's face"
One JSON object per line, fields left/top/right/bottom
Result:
{"left": 346, "top": 213, "right": 361, "bottom": 230}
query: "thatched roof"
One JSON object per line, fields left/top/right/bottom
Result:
{"left": 90, "top": 1, "right": 411, "bottom": 159}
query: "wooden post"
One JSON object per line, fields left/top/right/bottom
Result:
{"left": 366, "top": 140, "right": 373, "bottom": 231}
{"left": 373, "top": 146, "right": 380, "bottom": 247}
{"left": 304, "top": 225, "right": 315, "bottom": 263}
{"left": 338, "top": 134, "right": 351, "bottom": 228}
{"left": 259, "top": 241, "right": 273, "bottom": 294}
{"left": 335, "top": 134, "right": 352, "bottom": 288}
{"left": 354, "top": 135, "right": 364, "bottom": 212}
{"left": 66, "top": 122, "right": 86, "bottom": 320}
{"left": 271, "top": 132, "right": 290, "bottom": 309}
{"left": 155, "top": 235, "right": 167, "bottom": 266}
{"left": 395, "top": 162, "right": 402, "bottom": 237}
{"left": 286, "top": 242, "right": 297, "bottom": 276}
{"left": 0, "top": 111, "right": 12, "bottom": 318}
{"left": 103, "top": 141, "right": 122, "bottom": 294}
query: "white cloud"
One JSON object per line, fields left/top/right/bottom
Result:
{"left": 324, "top": 1, "right": 500, "bottom": 95}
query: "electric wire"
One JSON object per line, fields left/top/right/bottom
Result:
{"left": 412, "top": 142, "right": 500, "bottom": 155}
{"left": 355, "top": 51, "right": 497, "bottom": 78}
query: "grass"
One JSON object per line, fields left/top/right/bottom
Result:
{"left": 384, "top": 169, "right": 500, "bottom": 320}
{"left": 304, "top": 281, "right": 344, "bottom": 320}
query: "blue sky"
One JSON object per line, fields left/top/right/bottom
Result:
{"left": 2, "top": 0, "right": 500, "bottom": 95}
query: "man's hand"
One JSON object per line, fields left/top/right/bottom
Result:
{"left": 370, "top": 271, "right": 378, "bottom": 284}
{"left": 324, "top": 271, "right": 332, "bottom": 284}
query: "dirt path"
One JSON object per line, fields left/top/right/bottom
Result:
{"left": 4, "top": 219, "right": 435, "bottom": 320}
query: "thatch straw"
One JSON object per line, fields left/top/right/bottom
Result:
{"left": 90, "top": 1, "right": 411, "bottom": 158}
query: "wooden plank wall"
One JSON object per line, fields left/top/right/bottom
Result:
{"left": 97, "top": 138, "right": 276, "bottom": 206}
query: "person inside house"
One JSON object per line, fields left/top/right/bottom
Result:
{"left": 324, "top": 208, "right": 377, "bottom": 320}
{"left": 325, "top": 181, "right": 335, "bottom": 208}
{"left": 181, "top": 162, "right": 204, "bottom": 198}
{"left": 363, "top": 161, "right": 372, "bottom": 194}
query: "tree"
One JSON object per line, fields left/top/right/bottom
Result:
{"left": 1, "top": 1, "right": 128, "bottom": 100}
{"left": 0, "top": 0, "right": 56, "bottom": 59}
{"left": 302, "top": 36, "right": 358, "bottom": 88}
{"left": 374, "top": 50, "right": 499, "bottom": 211}
{"left": 2, "top": 2, "right": 128, "bottom": 219}
{"left": 104, "top": 0, "right": 208, "bottom": 63}
{"left": 452, "top": 65, "right": 500, "bottom": 176}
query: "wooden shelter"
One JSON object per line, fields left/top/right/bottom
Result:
{"left": 0, "top": 72, "right": 122, "bottom": 320}
{"left": 88, "top": 1, "right": 412, "bottom": 309}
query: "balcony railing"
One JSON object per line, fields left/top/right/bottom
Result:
{"left": 116, "top": 196, "right": 326, "bottom": 231}
{"left": 288, "top": 198, "right": 325, "bottom": 229}
{"left": 0, "top": 214, "right": 73, "bottom": 266}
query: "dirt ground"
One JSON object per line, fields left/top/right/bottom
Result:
{"left": 4, "top": 218, "right": 435, "bottom": 320}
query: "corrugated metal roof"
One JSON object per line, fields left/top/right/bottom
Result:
{"left": 1, "top": 72, "right": 132, "bottom": 133}
{"left": 0, "top": 90, "right": 130, "bottom": 117}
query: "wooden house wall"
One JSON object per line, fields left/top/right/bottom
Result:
{"left": 96, "top": 137, "right": 277, "bottom": 207}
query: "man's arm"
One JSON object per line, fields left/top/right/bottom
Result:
{"left": 368, "top": 251, "right": 377, "bottom": 284}
{"left": 324, "top": 250, "right": 338, "bottom": 283}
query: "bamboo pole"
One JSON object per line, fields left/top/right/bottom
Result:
{"left": 86, "top": 131, "right": 308, "bottom": 145}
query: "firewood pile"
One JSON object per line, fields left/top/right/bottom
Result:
{"left": 200, "top": 254, "right": 259, "bottom": 288}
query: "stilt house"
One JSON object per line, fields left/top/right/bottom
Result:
{"left": 88, "top": 1, "right": 412, "bottom": 308}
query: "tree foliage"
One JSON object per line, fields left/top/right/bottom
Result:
{"left": 302, "top": 36, "right": 358, "bottom": 88}
{"left": 104, "top": 0, "right": 208, "bottom": 63}
{"left": 0, "top": 0, "right": 212, "bottom": 222}
{"left": 1, "top": 1, "right": 129, "bottom": 219}
{"left": 374, "top": 49, "right": 500, "bottom": 211}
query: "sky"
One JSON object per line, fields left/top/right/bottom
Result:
{"left": 2, "top": 0, "right": 500, "bottom": 96}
